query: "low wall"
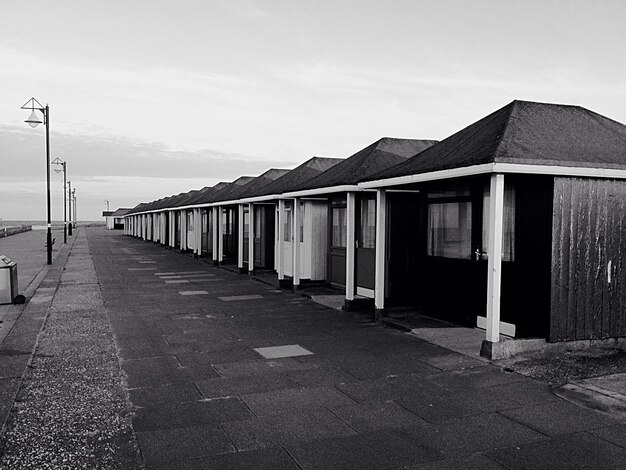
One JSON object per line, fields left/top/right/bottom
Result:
{"left": 0, "top": 225, "right": 32, "bottom": 238}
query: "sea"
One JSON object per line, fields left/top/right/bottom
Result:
{"left": 0, "top": 220, "right": 105, "bottom": 229}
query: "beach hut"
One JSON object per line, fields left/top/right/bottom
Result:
{"left": 283, "top": 138, "right": 437, "bottom": 303}
{"left": 359, "top": 100, "right": 626, "bottom": 351}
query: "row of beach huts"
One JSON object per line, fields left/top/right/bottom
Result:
{"left": 124, "top": 100, "right": 626, "bottom": 356}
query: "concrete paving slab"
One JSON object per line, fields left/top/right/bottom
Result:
{"left": 589, "top": 423, "right": 626, "bottom": 448}
{"left": 242, "top": 386, "right": 356, "bottom": 415}
{"left": 195, "top": 374, "right": 299, "bottom": 399}
{"left": 254, "top": 344, "right": 313, "bottom": 359}
{"left": 487, "top": 432, "right": 626, "bottom": 469}
{"left": 221, "top": 409, "right": 356, "bottom": 451}
{"left": 287, "top": 367, "right": 358, "bottom": 387}
{"left": 286, "top": 429, "right": 441, "bottom": 470}
{"left": 219, "top": 294, "right": 264, "bottom": 302}
{"left": 178, "top": 291, "right": 209, "bottom": 296}
{"left": 408, "top": 412, "right": 547, "bottom": 458}
{"left": 499, "top": 400, "right": 620, "bottom": 436}
{"left": 149, "top": 447, "right": 299, "bottom": 470}
{"left": 136, "top": 425, "right": 234, "bottom": 464}
{"left": 133, "top": 397, "right": 253, "bottom": 431}
{"left": 129, "top": 382, "right": 204, "bottom": 407}
{"left": 408, "top": 453, "right": 507, "bottom": 469}
{"left": 213, "top": 358, "right": 316, "bottom": 377}
{"left": 122, "top": 356, "right": 192, "bottom": 388}
{"left": 330, "top": 401, "right": 429, "bottom": 432}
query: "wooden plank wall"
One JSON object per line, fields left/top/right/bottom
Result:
{"left": 550, "top": 177, "right": 626, "bottom": 342}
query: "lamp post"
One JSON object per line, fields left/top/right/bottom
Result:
{"left": 68, "top": 181, "right": 73, "bottom": 235}
{"left": 52, "top": 158, "right": 67, "bottom": 244}
{"left": 72, "top": 188, "right": 77, "bottom": 226}
{"left": 21, "top": 97, "right": 52, "bottom": 265}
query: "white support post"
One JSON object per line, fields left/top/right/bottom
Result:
{"left": 211, "top": 208, "right": 219, "bottom": 262}
{"left": 180, "top": 211, "right": 187, "bottom": 250}
{"left": 486, "top": 173, "right": 505, "bottom": 343}
{"left": 238, "top": 204, "right": 245, "bottom": 270}
{"left": 293, "top": 198, "right": 301, "bottom": 287}
{"left": 277, "top": 199, "right": 285, "bottom": 280}
{"left": 217, "top": 207, "right": 224, "bottom": 262}
{"left": 169, "top": 212, "right": 174, "bottom": 247}
{"left": 248, "top": 203, "right": 255, "bottom": 273}
{"left": 346, "top": 192, "right": 356, "bottom": 302}
{"left": 374, "top": 189, "right": 387, "bottom": 313}
{"left": 142, "top": 215, "right": 146, "bottom": 240}
{"left": 195, "top": 208, "right": 201, "bottom": 255}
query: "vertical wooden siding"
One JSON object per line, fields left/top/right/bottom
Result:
{"left": 550, "top": 177, "right": 626, "bottom": 341}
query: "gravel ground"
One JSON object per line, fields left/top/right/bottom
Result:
{"left": 496, "top": 346, "right": 626, "bottom": 386}
{"left": 0, "top": 238, "right": 142, "bottom": 469}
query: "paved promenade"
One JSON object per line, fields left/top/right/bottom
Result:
{"left": 1, "top": 228, "right": 625, "bottom": 469}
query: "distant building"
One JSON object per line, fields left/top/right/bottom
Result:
{"left": 103, "top": 208, "right": 132, "bottom": 230}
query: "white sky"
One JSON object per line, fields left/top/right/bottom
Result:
{"left": 1, "top": 0, "right": 625, "bottom": 220}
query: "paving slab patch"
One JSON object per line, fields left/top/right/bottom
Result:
{"left": 254, "top": 344, "right": 314, "bottom": 359}
{"left": 218, "top": 294, "right": 264, "bottom": 302}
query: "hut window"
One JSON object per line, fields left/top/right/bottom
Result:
{"left": 299, "top": 201, "right": 305, "bottom": 243}
{"left": 243, "top": 208, "right": 250, "bottom": 240}
{"left": 427, "top": 201, "right": 472, "bottom": 259}
{"left": 283, "top": 201, "right": 292, "bottom": 242}
{"left": 359, "top": 198, "right": 376, "bottom": 249}
{"left": 332, "top": 206, "right": 347, "bottom": 248}
{"left": 482, "top": 185, "right": 516, "bottom": 262}
{"left": 187, "top": 212, "right": 194, "bottom": 231}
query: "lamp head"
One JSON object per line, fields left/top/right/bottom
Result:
{"left": 25, "top": 109, "right": 42, "bottom": 128}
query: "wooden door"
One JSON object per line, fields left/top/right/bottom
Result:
{"left": 328, "top": 198, "right": 346, "bottom": 287}
{"left": 355, "top": 195, "right": 376, "bottom": 295}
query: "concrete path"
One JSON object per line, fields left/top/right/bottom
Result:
{"left": 1, "top": 227, "right": 626, "bottom": 469}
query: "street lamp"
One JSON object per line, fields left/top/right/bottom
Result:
{"left": 67, "top": 180, "right": 73, "bottom": 235}
{"left": 72, "top": 188, "right": 77, "bottom": 225}
{"left": 52, "top": 158, "right": 68, "bottom": 244}
{"left": 21, "top": 97, "right": 52, "bottom": 265}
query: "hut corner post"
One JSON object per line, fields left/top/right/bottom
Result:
{"left": 238, "top": 204, "right": 245, "bottom": 271}
{"left": 374, "top": 189, "right": 387, "bottom": 320}
{"left": 248, "top": 203, "right": 255, "bottom": 274}
{"left": 277, "top": 199, "right": 285, "bottom": 282}
{"left": 482, "top": 173, "right": 505, "bottom": 357}
{"left": 345, "top": 192, "right": 356, "bottom": 310}
{"left": 211, "top": 208, "right": 219, "bottom": 264}
{"left": 293, "top": 198, "right": 301, "bottom": 289}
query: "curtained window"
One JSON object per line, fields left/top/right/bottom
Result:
{"left": 427, "top": 201, "right": 472, "bottom": 259}
{"left": 283, "top": 201, "right": 292, "bottom": 242}
{"left": 482, "top": 184, "right": 516, "bottom": 262}
{"left": 332, "top": 206, "right": 347, "bottom": 248}
{"left": 359, "top": 198, "right": 376, "bottom": 249}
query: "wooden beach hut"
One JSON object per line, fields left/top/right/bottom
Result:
{"left": 283, "top": 138, "right": 437, "bottom": 303}
{"left": 359, "top": 100, "right": 626, "bottom": 350}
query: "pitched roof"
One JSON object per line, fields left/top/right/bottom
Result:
{"left": 111, "top": 208, "right": 132, "bottom": 217}
{"left": 219, "top": 169, "right": 291, "bottom": 202}
{"left": 211, "top": 176, "right": 255, "bottom": 203}
{"left": 367, "top": 100, "right": 626, "bottom": 182}
{"left": 251, "top": 157, "right": 343, "bottom": 198}
{"left": 297, "top": 138, "right": 437, "bottom": 190}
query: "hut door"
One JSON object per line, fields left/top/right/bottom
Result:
{"left": 255, "top": 205, "right": 275, "bottom": 269}
{"left": 355, "top": 195, "right": 376, "bottom": 295}
{"left": 328, "top": 198, "right": 347, "bottom": 287}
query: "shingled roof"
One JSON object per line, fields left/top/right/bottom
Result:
{"left": 297, "top": 138, "right": 437, "bottom": 191}
{"left": 366, "top": 100, "right": 626, "bottom": 182}
{"left": 249, "top": 157, "right": 343, "bottom": 198}
{"left": 211, "top": 176, "right": 255, "bottom": 203}
{"left": 218, "top": 169, "right": 291, "bottom": 203}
